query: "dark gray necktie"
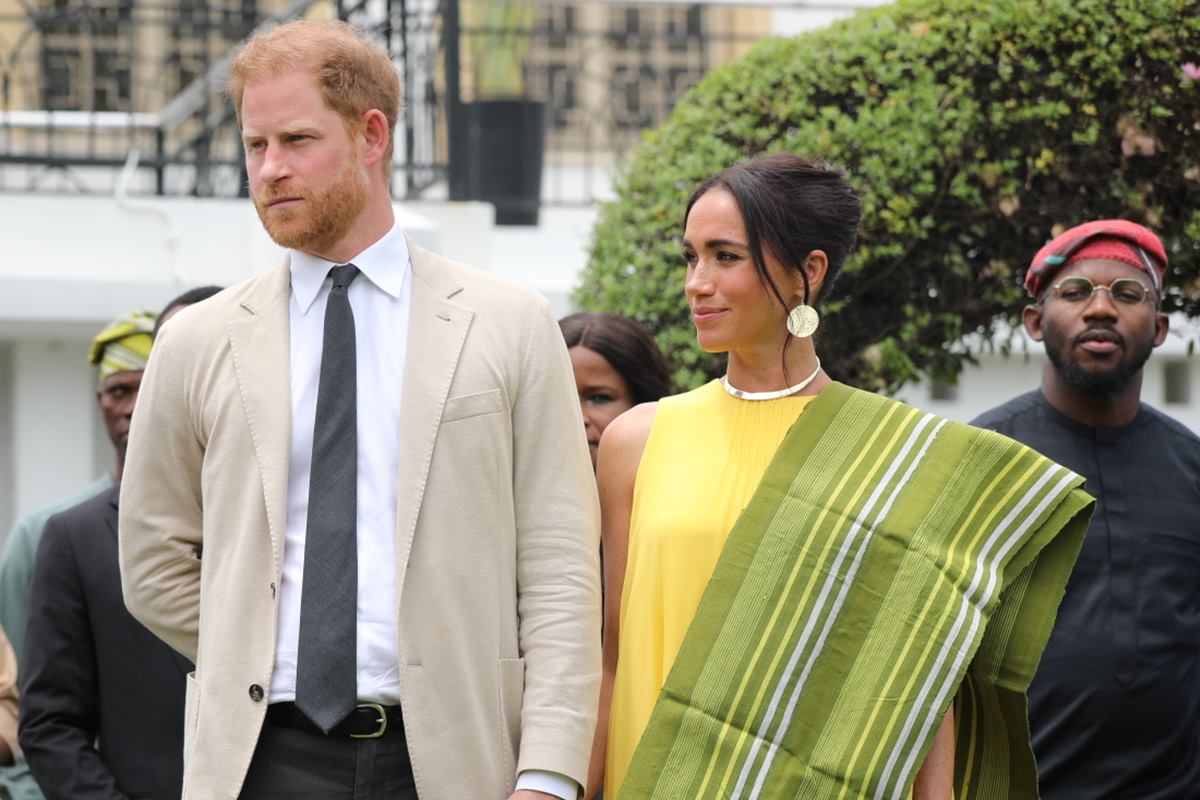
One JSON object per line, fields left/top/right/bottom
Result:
{"left": 295, "top": 263, "right": 360, "bottom": 732}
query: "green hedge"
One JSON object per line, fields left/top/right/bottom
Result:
{"left": 575, "top": 0, "right": 1200, "bottom": 392}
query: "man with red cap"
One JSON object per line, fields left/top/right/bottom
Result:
{"left": 973, "top": 220, "right": 1200, "bottom": 798}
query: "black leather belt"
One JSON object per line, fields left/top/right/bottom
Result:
{"left": 266, "top": 702, "right": 403, "bottom": 739}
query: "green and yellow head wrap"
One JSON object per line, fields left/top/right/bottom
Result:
{"left": 88, "top": 309, "right": 157, "bottom": 383}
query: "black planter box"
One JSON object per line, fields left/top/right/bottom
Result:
{"left": 449, "top": 99, "right": 547, "bottom": 226}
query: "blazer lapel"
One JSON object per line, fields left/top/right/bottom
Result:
{"left": 226, "top": 264, "right": 292, "bottom": 573}
{"left": 393, "top": 243, "right": 473, "bottom": 598}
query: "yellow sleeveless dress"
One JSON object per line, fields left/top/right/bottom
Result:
{"left": 606, "top": 379, "right": 815, "bottom": 795}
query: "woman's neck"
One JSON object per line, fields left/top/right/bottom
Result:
{"left": 725, "top": 337, "right": 824, "bottom": 395}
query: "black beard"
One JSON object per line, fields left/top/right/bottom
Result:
{"left": 1046, "top": 330, "right": 1154, "bottom": 396}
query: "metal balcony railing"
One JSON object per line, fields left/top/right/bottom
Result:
{"left": 0, "top": 1, "right": 775, "bottom": 210}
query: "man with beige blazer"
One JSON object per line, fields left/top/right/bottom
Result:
{"left": 118, "top": 19, "right": 600, "bottom": 800}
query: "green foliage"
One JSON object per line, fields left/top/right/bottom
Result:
{"left": 575, "top": 0, "right": 1200, "bottom": 392}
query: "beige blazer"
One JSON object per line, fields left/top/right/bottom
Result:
{"left": 119, "top": 243, "right": 601, "bottom": 799}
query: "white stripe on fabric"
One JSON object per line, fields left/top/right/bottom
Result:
{"left": 727, "top": 413, "right": 943, "bottom": 800}
{"left": 746, "top": 417, "right": 951, "bottom": 800}
{"left": 876, "top": 466, "right": 1076, "bottom": 800}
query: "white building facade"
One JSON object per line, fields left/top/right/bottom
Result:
{"left": 2, "top": 0, "right": 1196, "bottom": 543}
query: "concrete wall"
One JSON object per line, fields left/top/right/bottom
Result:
{"left": 8, "top": 339, "right": 101, "bottom": 513}
{"left": 0, "top": 194, "right": 453, "bottom": 337}
{"left": 0, "top": 194, "right": 492, "bottom": 548}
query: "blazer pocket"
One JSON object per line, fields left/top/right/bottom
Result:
{"left": 442, "top": 389, "right": 504, "bottom": 424}
{"left": 497, "top": 657, "right": 525, "bottom": 776}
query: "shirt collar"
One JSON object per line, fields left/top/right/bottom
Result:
{"left": 289, "top": 223, "right": 411, "bottom": 314}
{"left": 1034, "top": 389, "right": 1150, "bottom": 440}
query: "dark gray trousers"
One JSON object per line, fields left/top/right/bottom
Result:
{"left": 240, "top": 722, "right": 417, "bottom": 799}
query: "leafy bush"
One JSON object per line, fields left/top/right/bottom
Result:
{"left": 575, "top": 0, "right": 1200, "bottom": 392}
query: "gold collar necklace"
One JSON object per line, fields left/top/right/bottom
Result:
{"left": 720, "top": 358, "right": 821, "bottom": 401}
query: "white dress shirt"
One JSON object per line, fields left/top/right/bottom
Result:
{"left": 272, "top": 224, "right": 411, "bottom": 705}
{"left": 270, "top": 225, "right": 575, "bottom": 800}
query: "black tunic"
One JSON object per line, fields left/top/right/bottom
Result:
{"left": 973, "top": 390, "right": 1200, "bottom": 800}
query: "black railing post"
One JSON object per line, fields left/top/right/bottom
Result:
{"left": 399, "top": 0, "right": 415, "bottom": 197}
{"left": 155, "top": 127, "right": 165, "bottom": 195}
{"left": 385, "top": 0, "right": 395, "bottom": 51}
{"left": 443, "top": 0, "right": 464, "bottom": 201}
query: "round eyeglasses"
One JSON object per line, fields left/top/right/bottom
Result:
{"left": 1050, "top": 276, "right": 1152, "bottom": 305}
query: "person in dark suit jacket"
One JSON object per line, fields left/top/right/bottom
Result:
{"left": 18, "top": 485, "right": 191, "bottom": 800}
{"left": 16, "top": 288, "right": 221, "bottom": 800}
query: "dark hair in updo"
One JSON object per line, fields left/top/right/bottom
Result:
{"left": 684, "top": 153, "right": 862, "bottom": 311}
{"left": 559, "top": 313, "right": 673, "bottom": 404}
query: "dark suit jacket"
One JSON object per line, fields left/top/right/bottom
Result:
{"left": 18, "top": 486, "right": 190, "bottom": 800}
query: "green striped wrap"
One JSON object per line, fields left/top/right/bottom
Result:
{"left": 620, "top": 383, "right": 1093, "bottom": 799}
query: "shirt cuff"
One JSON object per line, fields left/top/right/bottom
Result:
{"left": 515, "top": 769, "right": 579, "bottom": 800}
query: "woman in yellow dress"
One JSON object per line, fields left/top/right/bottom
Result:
{"left": 587, "top": 154, "right": 958, "bottom": 799}
{"left": 588, "top": 153, "right": 1091, "bottom": 800}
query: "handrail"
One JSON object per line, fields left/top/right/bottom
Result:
{"left": 0, "top": 110, "right": 159, "bottom": 129}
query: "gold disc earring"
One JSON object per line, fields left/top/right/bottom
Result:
{"left": 787, "top": 304, "right": 820, "bottom": 338}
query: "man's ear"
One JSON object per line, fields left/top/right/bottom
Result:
{"left": 1022, "top": 303, "right": 1045, "bottom": 342}
{"left": 360, "top": 109, "right": 390, "bottom": 168}
{"left": 1153, "top": 312, "right": 1169, "bottom": 348}
{"left": 799, "top": 250, "right": 830, "bottom": 304}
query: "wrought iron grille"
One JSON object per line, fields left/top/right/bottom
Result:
{"left": 0, "top": 0, "right": 768, "bottom": 206}
{"left": 0, "top": 0, "right": 269, "bottom": 195}
{"left": 452, "top": 2, "right": 764, "bottom": 207}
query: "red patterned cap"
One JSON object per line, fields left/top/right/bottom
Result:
{"left": 1025, "top": 219, "right": 1167, "bottom": 298}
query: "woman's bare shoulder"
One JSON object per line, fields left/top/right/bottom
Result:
{"left": 597, "top": 402, "right": 658, "bottom": 477}
{"left": 607, "top": 402, "right": 658, "bottom": 443}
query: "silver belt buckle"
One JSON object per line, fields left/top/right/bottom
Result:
{"left": 350, "top": 702, "right": 388, "bottom": 739}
